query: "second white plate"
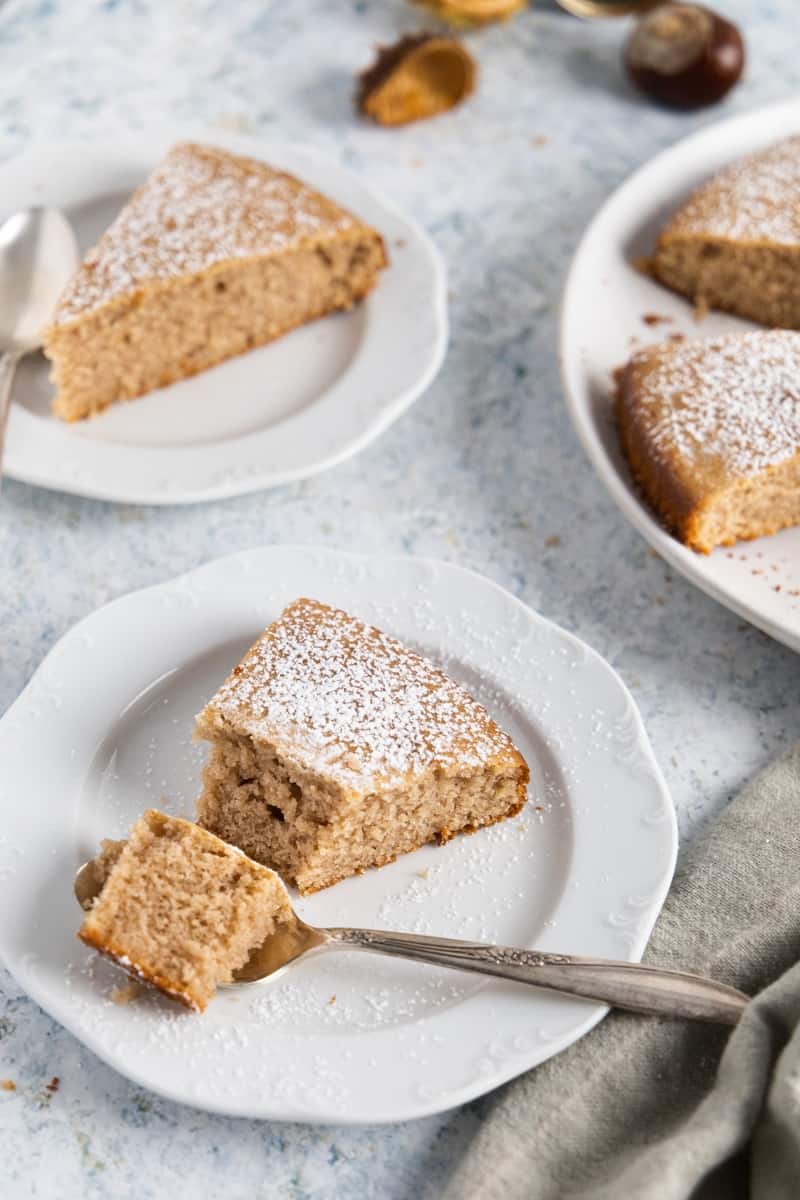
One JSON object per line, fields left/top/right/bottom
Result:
{"left": 0, "top": 546, "right": 676, "bottom": 1123}
{"left": 4, "top": 129, "right": 447, "bottom": 504}
{"left": 561, "top": 98, "right": 800, "bottom": 654}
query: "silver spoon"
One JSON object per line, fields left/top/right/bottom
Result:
{"left": 0, "top": 207, "right": 80, "bottom": 480}
{"left": 75, "top": 859, "right": 749, "bottom": 1025}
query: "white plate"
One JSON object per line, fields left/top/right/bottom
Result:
{"left": 0, "top": 547, "right": 676, "bottom": 1123}
{"left": 561, "top": 98, "right": 800, "bottom": 654}
{"left": 3, "top": 131, "right": 447, "bottom": 505}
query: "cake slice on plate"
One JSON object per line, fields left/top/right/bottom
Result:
{"left": 195, "top": 598, "right": 530, "bottom": 894}
{"left": 617, "top": 330, "right": 800, "bottom": 554}
{"left": 44, "top": 142, "right": 388, "bottom": 420}
{"left": 652, "top": 135, "right": 800, "bottom": 328}
{"left": 78, "top": 809, "right": 292, "bottom": 1011}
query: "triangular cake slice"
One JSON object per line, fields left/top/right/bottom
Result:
{"left": 44, "top": 142, "right": 388, "bottom": 421}
{"left": 195, "top": 598, "right": 529, "bottom": 894}
{"left": 652, "top": 136, "right": 800, "bottom": 328}
{"left": 617, "top": 330, "right": 800, "bottom": 553}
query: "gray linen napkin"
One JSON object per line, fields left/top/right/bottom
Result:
{"left": 442, "top": 743, "right": 800, "bottom": 1200}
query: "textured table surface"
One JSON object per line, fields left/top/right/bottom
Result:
{"left": 1, "top": 1, "right": 799, "bottom": 1196}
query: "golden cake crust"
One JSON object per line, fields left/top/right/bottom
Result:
{"left": 617, "top": 331, "right": 800, "bottom": 553}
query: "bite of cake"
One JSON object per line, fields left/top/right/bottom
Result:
{"left": 78, "top": 809, "right": 292, "bottom": 1011}
{"left": 616, "top": 330, "right": 800, "bottom": 553}
{"left": 651, "top": 135, "right": 800, "bottom": 328}
{"left": 195, "top": 598, "right": 530, "bottom": 894}
{"left": 44, "top": 142, "right": 388, "bottom": 421}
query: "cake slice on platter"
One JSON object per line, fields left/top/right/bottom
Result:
{"left": 617, "top": 330, "right": 800, "bottom": 554}
{"left": 652, "top": 136, "right": 800, "bottom": 328}
{"left": 44, "top": 142, "right": 388, "bottom": 420}
{"left": 195, "top": 598, "right": 530, "bottom": 894}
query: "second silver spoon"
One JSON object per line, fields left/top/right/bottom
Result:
{"left": 0, "top": 207, "right": 79, "bottom": 481}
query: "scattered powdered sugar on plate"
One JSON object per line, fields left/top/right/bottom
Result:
{"left": 666, "top": 135, "right": 800, "bottom": 245}
{"left": 201, "top": 597, "right": 522, "bottom": 790}
{"left": 52, "top": 142, "right": 360, "bottom": 324}
{"left": 631, "top": 330, "right": 800, "bottom": 476}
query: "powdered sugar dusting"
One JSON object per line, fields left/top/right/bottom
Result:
{"left": 666, "top": 135, "right": 800, "bottom": 245}
{"left": 52, "top": 142, "right": 360, "bottom": 324}
{"left": 198, "top": 598, "right": 522, "bottom": 790}
{"left": 629, "top": 330, "right": 800, "bottom": 476}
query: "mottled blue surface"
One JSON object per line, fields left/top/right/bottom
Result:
{"left": 1, "top": 0, "right": 800, "bottom": 1195}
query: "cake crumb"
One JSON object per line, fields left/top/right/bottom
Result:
{"left": 111, "top": 980, "right": 144, "bottom": 1005}
{"left": 45, "top": 1077, "right": 60, "bottom": 1096}
{"left": 545, "top": 535, "right": 561, "bottom": 547}
{"left": 328, "top": 994, "right": 337, "bottom": 1005}
{"left": 416, "top": 868, "right": 430, "bottom": 879}
{"left": 531, "top": 134, "right": 549, "bottom": 147}
{"left": 641, "top": 312, "right": 670, "bottom": 327}
{"left": 631, "top": 255, "right": 655, "bottom": 278}
{"left": 1, "top": 1079, "right": 16, "bottom": 1091}
{"left": 693, "top": 295, "right": 709, "bottom": 321}
{"left": 668, "top": 332, "right": 686, "bottom": 343}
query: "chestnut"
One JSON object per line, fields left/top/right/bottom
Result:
{"left": 624, "top": 4, "right": 745, "bottom": 110}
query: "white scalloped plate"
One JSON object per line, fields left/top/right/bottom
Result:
{"left": 561, "top": 98, "right": 800, "bottom": 654}
{"left": 3, "top": 130, "right": 447, "bottom": 504}
{"left": 0, "top": 547, "right": 676, "bottom": 1123}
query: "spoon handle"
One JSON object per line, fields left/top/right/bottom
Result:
{"left": 325, "top": 927, "right": 749, "bottom": 1025}
{"left": 0, "top": 349, "right": 21, "bottom": 486}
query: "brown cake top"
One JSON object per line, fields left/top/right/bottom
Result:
{"left": 197, "top": 598, "right": 524, "bottom": 791}
{"left": 661, "top": 135, "right": 800, "bottom": 247}
{"left": 52, "top": 142, "right": 365, "bottom": 325}
{"left": 625, "top": 330, "right": 800, "bottom": 482}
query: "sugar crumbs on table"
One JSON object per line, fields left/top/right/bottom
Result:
{"left": 1, "top": 1079, "right": 16, "bottom": 1091}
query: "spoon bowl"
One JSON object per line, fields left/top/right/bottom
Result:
{"left": 0, "top": 206, "right": 79, "bottom": 478}
{"left": 74, "top": 856, "right": 750, "bottom": 1024}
